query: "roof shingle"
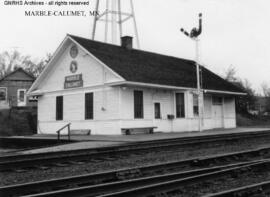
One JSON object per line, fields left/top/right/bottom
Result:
{"left": 70, "top": 34, "right": 244, "bottom": 93}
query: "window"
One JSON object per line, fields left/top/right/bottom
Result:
{"left": 18, "top": 90, "right": 25, "bottom": 102}
{"left": 56, "top": 96, "right": 63, "bottom": 120}
{"left": 134, "top": 90, "right": 143, "bottom": 119}
{"left": 193, "top": 94, "right": 199, "bottom": 116}
{"left": 0, "top": 88, "right": 7, "bottom": 101}
{"left": 213, "top": 96, "right": 223, "bottom": 105}
{"left": 176, "top": 93, "right": 185, "bottom": 118}
{"left": 85, "top": 92, "right": 94, "bottom": 120}
{"left": 154, "top": 103, "right": 161, "bottom": 119}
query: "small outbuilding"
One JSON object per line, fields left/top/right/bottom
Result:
{"left": 0, "top": 68, "right": 36, "bottom": 109}
{"left": 28, "top": 34, "right": 245, "bottom": 135}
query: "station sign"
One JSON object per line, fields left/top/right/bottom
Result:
{"left": 64, "top": 74, "right": 83, "bottom": 89}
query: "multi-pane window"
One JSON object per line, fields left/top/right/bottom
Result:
{"left": 85, "top": 92, "right": 94, "bottom": 120}
{"left": 56, "top": 96, "right": 63, "bottom": 120}
{"left": 134, "top": 90, "right": 143, "bottom": 119}
{"left": 154, "top": 103, "right": 161, "bottom": 119}
{"left": 0, "top": 88, "right": 7, "bottom": 101}
{"left": 176, "top": 93, "right": 185, "bottom": 118}
{"left": 19, "top": 90, "right": 25, "bottom": 102}
{"left": 193, "top": 94, "right": 199, "bottom": 116}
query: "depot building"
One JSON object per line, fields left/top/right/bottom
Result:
{"left": 28, "top": 34, "right": 245, "bottom": 135}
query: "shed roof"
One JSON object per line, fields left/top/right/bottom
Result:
{"left": 70, "top": 34, "right": 244, "bottom": 93}
{"left": 0, "top": 67, "right": 35, "bottom": 82}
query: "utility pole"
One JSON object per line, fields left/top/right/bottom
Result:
{"left": 180, "top": 13, "right": 203, "bottom": 132}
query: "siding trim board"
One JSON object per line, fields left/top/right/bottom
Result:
{"left": 108, "top": 81, "right": 197, "bottom": 91}
{"left": 108, "top": 81, "right": 246, "bottom": 96}
{"left": 31, "top": 86, "right": 114, "bottom": 97}
{"left": 204, "top": 89, "right": 246, "bottom": 95}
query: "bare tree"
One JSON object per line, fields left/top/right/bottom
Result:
{"left": 0, "top": 50, "right": 51, "bottom": 78}
{"left": 0, "top": 50, "right": 27, "bottom": 78}
{"left": 261, "top": 82, "right": 270, "bottom": 97}
{"left": 224, "top": 65, "right": 256, "bottom": 114}
{"left": 24, "top": 53, "right": 52, "bottom": 77}
{"left": 224, "top": 65, "right": 238, "bottom": 82}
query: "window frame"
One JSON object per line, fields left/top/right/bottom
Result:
{"left": 0, "top": 87, "right": 7, "bottom": 101}
{"left": 154, "top": 102, "right": 161, "bottom": 119}
{"left": 134, "top": 90, "right": 144, "bottom": 119}
{"left": 175, "top": 92, "right": 185, "bottom": 118}
{"left": 17, "top": 89, "right": 26, "bottom": 103}
{"left": 193, "top": 93, "right": 199, "bottom": 117}
{"left": 85, "top": 92, "right": 94, "bottom": 120}
{"left": 56, "top": 96, "right": 63, "bottom": 121}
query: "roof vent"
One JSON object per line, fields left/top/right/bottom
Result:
{"left": 121, "top": 36, "right": 133, "bottom": 49}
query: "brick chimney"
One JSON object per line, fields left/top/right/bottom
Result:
{"left": 121, "top": 36, "right": 133, "bottom": 49}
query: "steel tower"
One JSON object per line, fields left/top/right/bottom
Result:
{"left": 91, "top": 0, "right": 140, "bottom": 48}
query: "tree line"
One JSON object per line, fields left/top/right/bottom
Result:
{"left": 0, "top": 50, "right": 51, "bottom": 78}
{"left": 224, "top": 65, "right": 270, "bottom": 114}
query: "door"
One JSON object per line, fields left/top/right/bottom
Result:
{"left": 17, "top": 89, "right": 26, "bottom": 106}
{"left": 153, "top": 102, "right": 162, "bottom": 130}
{"left": 212, "top": 96, "right": 223, "bottom": 128}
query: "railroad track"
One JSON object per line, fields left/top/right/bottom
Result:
{"left": 204, "top": 180, "right": 270, "bottom": 197}
{"left": 1, "top": 130, "right": 270, "bottom": 172}
{"left": 96, "top": 160, "right": 270, "bottom": 197}
{"left": 1, "top": 146, "right": 270, "bottom": 197}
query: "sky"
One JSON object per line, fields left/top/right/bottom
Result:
{"left": 0, "top": 0, "right": 269, "bottom": 94}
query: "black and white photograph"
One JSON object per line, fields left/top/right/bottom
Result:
{"left": 0, "top": 0, "right": 270, "bottom": 196}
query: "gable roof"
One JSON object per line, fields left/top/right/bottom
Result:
{"left": 69, "top": 35, "right": 244, "bottom": 94}
{"left": 0, "top": 67, "right": 35, "bottom": 82}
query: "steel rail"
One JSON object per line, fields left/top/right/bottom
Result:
{"left": 20, "top": 160, "right": 270, "bottom": 197}
{"left": 96, "top": 160, "right": 270, "bottom": 197}
{"left": 1, "top": 145, "right": 270, "bottom": 197}
{"left": 19, "top": 160, "right": 268, "bottom": 197}
{"left": 203, "top": 180, "right": 270, "bottom": 197}
{"left": 1, "top": 130, "right": 270, "bottom": 171}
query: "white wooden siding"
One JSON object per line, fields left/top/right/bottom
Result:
{"left": 203, "top": 94, "right": 212, "bottom": 118}
{"left": 119, "top": 87, "right": 237, "bottom": 133}
{"left": 38, "top": 43, "right": 122, "bottom": 92}
{"left": 35, "top": 40, "right": 237, "bottom": 135}
{"left": 223, "top": 97, "right": 236, "bottom": 128}
{"left": 38, "top": 87, "right": 121, "bottom": 134}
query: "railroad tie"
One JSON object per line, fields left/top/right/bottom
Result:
{"left": 116, "top": 169, "right": 142, "bottom": 180}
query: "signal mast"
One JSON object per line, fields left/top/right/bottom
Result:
{"left": 180, "top": 13, "right": 204, "bottom": 132}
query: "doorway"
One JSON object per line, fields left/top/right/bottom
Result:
{"left": 212, "top": 96, "right": 224, "bottom": 128}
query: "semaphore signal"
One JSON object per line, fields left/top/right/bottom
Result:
{"left": 180, "top": 13, "right": 204, "bottom": 132}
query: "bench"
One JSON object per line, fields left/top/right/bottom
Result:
{"left": 70, "top": 129, "right": 91, "bottom": 135}
{"left": 121, "top": 127, "right": 157, "bottom": 135}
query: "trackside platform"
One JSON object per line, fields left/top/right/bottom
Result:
{"left": 3, "top": 127, "right": 270, "bottom": 154}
